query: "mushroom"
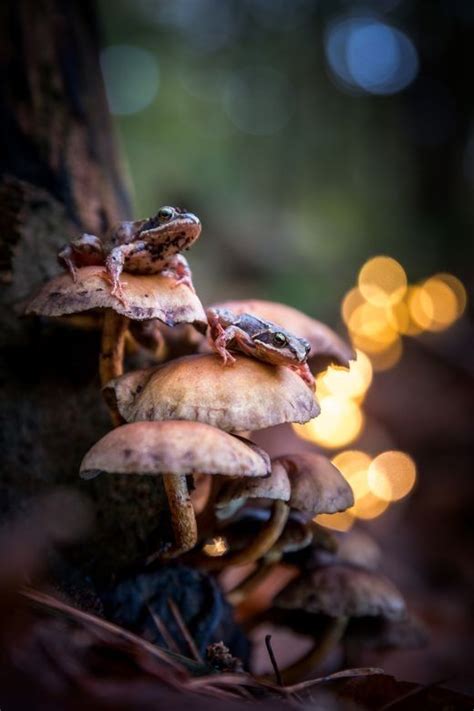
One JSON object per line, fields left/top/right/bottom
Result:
{"left": 207, "top": 298, "right": 355, "bottom": 373}
{"left": 278, "top": 452, "right": 355, "bottom": 520}
{"left": 79, "top": 420, "right": 270, "bottom": 558}
{"left": 212, "top": 460, "right": 292, "bottom": 567}
{"left": 207, "top": 451, "right": 352, "bottom": 569}
{"left": 285, "top": 526, "right": 381, "bottom": 573}
{"left": 105, "top": 353, "right": 319, "bottom": 432}
{"left": 26, "top": 265, "right": 207, "bottom": 425}
{"left": 272, "top": 565, "right": 406, "bottom": 683}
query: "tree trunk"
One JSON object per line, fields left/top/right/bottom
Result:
{"left": 0, "top": 0, "right": 167, "bottom": 581}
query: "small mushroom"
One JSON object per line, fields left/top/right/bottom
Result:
{"left": 275, "top": 565, "right": 406, "bottom": 620}
{"left": 80, "top": 420, "right": 270, "bottom": 558}
{"left": 272, "top": 565, "right": 406, "bottom": 683}
{"left": 213, "top": 460, "right": 291, "bottom": 566}
{"left": 207, "top": 451, "right": 351, "bottom": 570}
{"left": 278, "top": 452, "right": 355, "bottom": 520}
{"left": 26, "top": 266, "right": 207, "bottom": 425}
{"left": 286, "top": 526, "right": 380, "bottom": 573}
{"left": 208, "top": 298, "right": 354, "bottom": 373}
{"left": 105, "top": 353, "right": 319, "bottom": 432}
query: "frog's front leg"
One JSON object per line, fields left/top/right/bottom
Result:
{"left": 207, "top": 312, "right": 238, "bottom": 365}
{"left": 103, "top": 242, "right": 142, "bottom": 306}
{"left": 58, "top": 233, "right": 104, "bottom": 282}
{"left": 160, "top": 254, "right": 195, "bottom": 293}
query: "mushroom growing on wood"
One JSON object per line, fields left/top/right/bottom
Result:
{"left": 105, "top": 353, "right": 319, "bottom": 432}
{"left": 207, "top": 298, "right": 355, "bottom": 373}
{"left": 80, "top": 420, "right": 270, "bottom": 558}
{"left": 26, "top": 266, "right": 207, "bottom": 424}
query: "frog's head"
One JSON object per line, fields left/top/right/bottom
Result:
{"left": 252, "top": 325, "right": 311, "bottom": 366}
{"left": 139, "top": 206, "right": 201, "bottom": 248}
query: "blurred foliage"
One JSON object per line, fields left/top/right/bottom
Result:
{"left": 98, "top": 0, "right": 474, "bottom": 319}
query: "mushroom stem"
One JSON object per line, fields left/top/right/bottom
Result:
{"left": 222, "top": 500, "right": 289, "bottom": 567}
{"left": 162, "top": 474, "right": 198, "bottom": 558}
{"left": 278, "top": 616, "right": 348, "bottom": 685}
{"left": 195, "top": 476, "right": 221, "bottom": 540}
{"left": 100, "top": 309, "right": 129, "bottom": 426}
{"left": 227, "top": 561, "right": 278, "bottom": 606}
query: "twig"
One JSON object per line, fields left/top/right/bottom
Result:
{"left": 146, "top": 602, "right": 180, "bottom": 654}
{"left": 167, "top": 597, "right": 203, "bottom": 663}
{"left": 379, "top": 676, "right": 454, "bottom": 710}
{"left": 265, "top": 634, "right": 283, "bottom": 686}
{"left": 21, "top": 586, "right": 190, "bottom": 672}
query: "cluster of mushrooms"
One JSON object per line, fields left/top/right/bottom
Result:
{"left": 26, "top": 214, "right": 424, "bottom": 679}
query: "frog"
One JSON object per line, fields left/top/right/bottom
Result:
{"left": 207, "top": 307, "right": 314, "bottom": 388}
{"left": 57, "top": 206, "right": 201, "bottom": 305}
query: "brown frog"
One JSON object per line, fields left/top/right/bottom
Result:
{"left": 207, "top": 307, "right": 314, "bottom": 388}
{"left": 58, "top": 206, "right": 201, "bottom": 304}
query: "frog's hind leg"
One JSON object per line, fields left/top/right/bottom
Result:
{"left": 161, "top": 254, "right": 196, "bottom": 293}
{"left": 58, "top": 233, "right": 104, "bottom": 282}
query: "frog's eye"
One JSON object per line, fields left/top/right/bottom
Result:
{"left": 273, "top": 332, "right": 288, "bottom": 347}
{"left": 158, "top": 207, "right": 174, "bottom": 221}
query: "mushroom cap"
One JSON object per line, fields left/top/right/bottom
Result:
{"left": 274, "top": 565, "right": 406, "bottom": 620}
{"left": 26, "top": 266, "right": 207, "bottom": 330}
{"left": 276, "top": 452, "right": 354, "bottom": 518}
{"left": 270, "top": 519, "right": 313, "bottom": 556}
{"left": 105, "top": 354, "right": 319, "bottom": 432}
{"left": 80, "top": 420, "right": 271, "bottom": 480}
{"left": 335, "top": 529, "right": 382, "bottom": 571}
{"left": 208, "top": 298, "right": 354, "bottom": 369}
{"left": 215, "top": 459, "right": 291, "bottom": 509}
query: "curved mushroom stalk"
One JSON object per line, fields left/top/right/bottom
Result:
{"left": 227, "top": 519, "right": 313, "bottom": 605}
{"left": 100, "top": 309, "right": 129, "bottom": 426}
{"left": 219, "top": 500, "right": 290, "bottom": 567}
{"left": 161, "top": 473, "right": 198, "bottom": 558}
{"left": 278, "top": 616, "right": 348, "bottom": 685}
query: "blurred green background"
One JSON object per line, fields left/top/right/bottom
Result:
{"left": 98, "top": 0, "right": 474, "bottom": 322}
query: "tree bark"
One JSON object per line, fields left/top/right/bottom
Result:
{"left": 0, "top": 0, "right": 165, "bottom": 580}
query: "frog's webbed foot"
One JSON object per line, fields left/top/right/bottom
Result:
{"left": 291, "top": 363, "right": 315, "bottom": 389}
{"left": 162, "top": 254, "right": 196, "bottom": 293}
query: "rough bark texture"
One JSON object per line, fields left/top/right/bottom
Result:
{"left": 0, "top": 0, "right": 167, "bottom": 580}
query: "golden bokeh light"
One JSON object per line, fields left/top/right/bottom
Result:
{"left": 350, "top": 491, "right": 390, "bottom": 519}
{"left": 368, "top": 450, "right": 416, "bottom": 502}
{"left": 409, "top": 278, "right": 459, "bottom": 332}
{"left": 435, "top": 273, "right": 467, "bottom": 318}
{"left": 332, "top": 449, "right": 372, "bottom": 499}
{"left": 203, "top": 536, "right": 229, "bottom": 557}
{"left": 318, "top": 349, "right": 373, "bottom": 402}
{"left": 317, "top": 510, "right": 355, "bottom": 532}
{"left": 358, "top": 256, "right": 407, "bottom": 307}
{"left": 368, "top": 337, "right": 403, "bottom": 372}
{"left": 293, "top": 396, "right": 364, "bottom": 449}
{"left": 341, "top": 287, "right": 365, "bottom": 325}
{"left": 348, "top": 303, "right": 399, "bottom": 353}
